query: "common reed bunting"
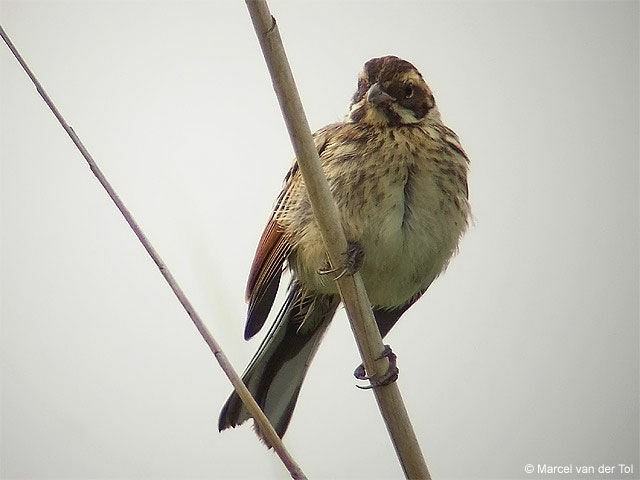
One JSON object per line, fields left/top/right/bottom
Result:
{"left": 219, "top": 55, "right": 470, "bottom": 442}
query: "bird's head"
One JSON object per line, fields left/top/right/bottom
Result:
{"left": 348, "top": 56, "right": 439, "bottom": 127}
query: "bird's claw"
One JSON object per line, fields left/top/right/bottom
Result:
{"left": 354, "top": 344, "right": 399, "bottom": 389}
{"left": 317, "top": 241, "right": 364, "bottom": 280}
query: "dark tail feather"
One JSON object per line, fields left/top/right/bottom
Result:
{"left": 219, "top": 282, "right": 338, "bottom": 443}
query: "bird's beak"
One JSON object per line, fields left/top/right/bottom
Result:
{"left": 367, "top": 83, "right": 394, "bottom": 105}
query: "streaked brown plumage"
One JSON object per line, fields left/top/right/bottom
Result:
{"left": 219, "top": 55, "right": 470, "bottom": 442}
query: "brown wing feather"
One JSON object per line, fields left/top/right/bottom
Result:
{"left": 440, "top": 125, "right": 470, "bottom": 162}
{"left": 244, "top": 164, "right": 298, "bottom": 339}
{"left": 245, "top": 217, "right": 292, "bottom": 340}
{"left": 438, "top": 125, "right": 470, "bottom": 199}
{"left": 244, "top": 126, "right": 338, "bottom": 340}
{"left": 246, "top": 219, "right": 286, "bottom": 301}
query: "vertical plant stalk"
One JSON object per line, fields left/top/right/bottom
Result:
{"left": 244, "top": 1, "right": 431, "bottom": 479}
{"left": 0, "top": 23, "right": 307, "bottom": 480}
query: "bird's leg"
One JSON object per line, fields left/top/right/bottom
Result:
{"left": 317, "top": 241, "right": 364, "bottom": 281}
{"left": 354, "top": 345, "right": 399, "bottom": 389}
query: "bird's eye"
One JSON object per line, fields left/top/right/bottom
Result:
{"left": 404, "top": 85, "right": 414, "bottom": 98}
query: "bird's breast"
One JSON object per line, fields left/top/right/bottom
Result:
{"left": 290, "top": 125, "right": 469, "bottom": 308}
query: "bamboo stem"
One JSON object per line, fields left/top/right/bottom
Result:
{"left": 244, "top": 2, "right": 431, "bottom": 478}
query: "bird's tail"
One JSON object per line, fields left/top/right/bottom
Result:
{"left": 218, "top": 282, "right": 338, "bottom": 443}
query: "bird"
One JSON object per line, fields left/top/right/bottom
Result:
{"left": 219, "top": 55, "right": 470, "bottom": 443}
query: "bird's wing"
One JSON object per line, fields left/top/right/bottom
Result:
{"left": 243, "top": 125, "right": 337, "bottom": 340}
{"left": 244, "top": 177, "right": 295, "bottom": 340}
{"left": 438, "top": 124, "right": 470, "bottom": 199}
{"left": 439, "top": 124, "right": 469, "bottom": 163}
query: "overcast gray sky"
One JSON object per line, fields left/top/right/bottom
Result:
{"left": 1, "top": 1, "right": 638, "bottom": 479}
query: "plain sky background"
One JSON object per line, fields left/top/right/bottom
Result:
{"left": 1, "top": 1, "right": 638, "bottom": 479}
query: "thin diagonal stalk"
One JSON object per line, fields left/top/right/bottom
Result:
{"left": 244, "top": 1, "right": 431, "bottom": 478}
{"left": 0, "top": 23, "right": 307, "bottom": 480}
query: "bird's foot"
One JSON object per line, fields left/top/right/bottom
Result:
{"left": 354, "top": 344, "right": 399, "bottom": 389}
{"left": 317, "top": 241, "right": 364, "bottom": 281}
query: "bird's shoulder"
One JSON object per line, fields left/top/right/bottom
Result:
{"left": 280, "top": 122, "right": 375, "bottom": 185}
